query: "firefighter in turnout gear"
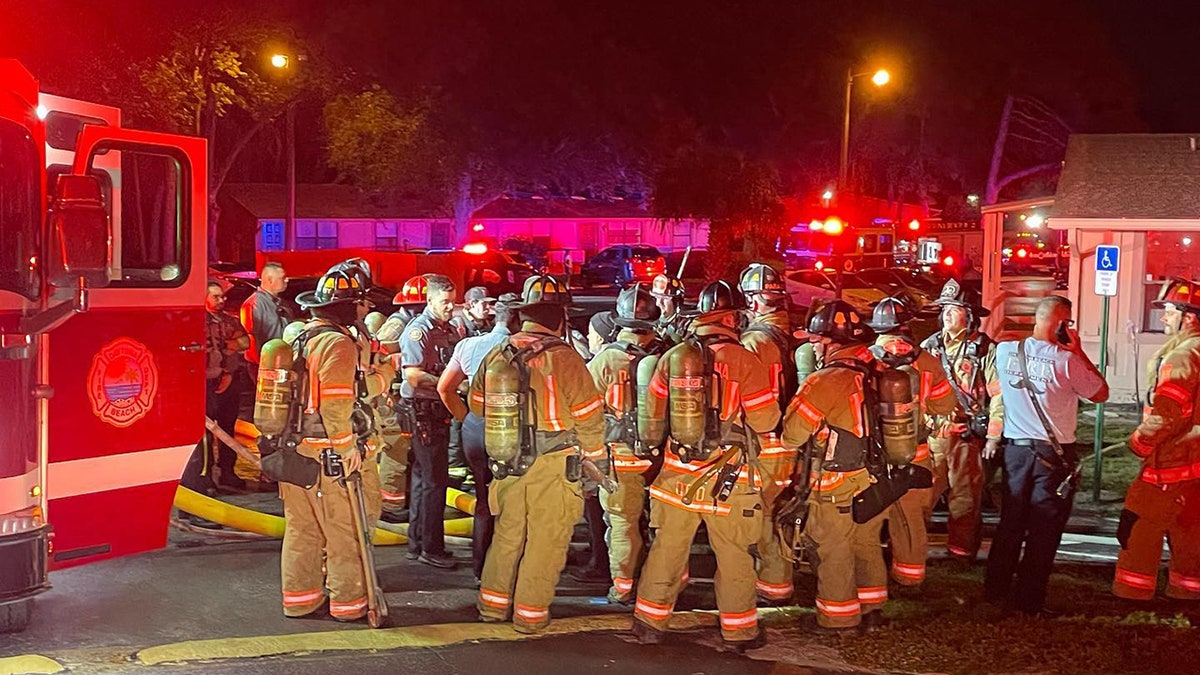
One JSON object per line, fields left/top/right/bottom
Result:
{"left": 868, "top": 298, "right": 957, "bottom": 587}
{"left": 588, "top": 284, "right": 665, "bottom": 604}
{"left": 737, "top": 262, "right": 799, "bottom": 604}
{"left": 920, "top": 279, "right": 1001, "bottom": 563}
{"left": 280, "top": 260, "right": 395, "bottom": 621}
{"left": 469, "top": 275, "right": 607, "bottom": 633}
{"left": 632, "top": 281, "right": 780, "bottom": 652}
{"left": 651, "top": 273, "right": 688, "bottom": 345}
{"left": 372, "top": 275, "right": 433, "bottom": 523}
{"left": 1114, "top": 278, "right": 1200, "bottom": 601}
{"left": 781, "top": 300, "right": 888, "bottom": 632}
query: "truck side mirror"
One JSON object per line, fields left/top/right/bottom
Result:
{"left": 46, "top": 174, "right": 111, "bottom": 288}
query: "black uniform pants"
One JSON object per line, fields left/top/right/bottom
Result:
{"left": 408, "top": 401, "right": 450, "bottom": 557}
{"left": 984, "top": 441, "right": 1075, "bottom": 613}
{"left": 461, "top": 413, "right": 494, "bottom": 578}
{"left": 181, "top": 376, "right": 242, "bottom": 490}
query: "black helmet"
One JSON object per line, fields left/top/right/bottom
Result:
{"left": 800, "top": 300, "right": 872, "bottom": 344}
{"left": 867, "top": 297, "right": 910, "bottom": 333}
{"left": 650, "top": 273, "right": 685, "bottom": 300}
{"left": 738, "top": 262, "right": 785, "bottom": 295}
{"left": 297, "top": 259, "right": 372, "bottom": 309}
{"left": 697, "top": 280, "right": 745, "bottom": 314}
{"left": 934, "top": 278, "right": 989, "bottom": 317}
{"left": 514, "top": 274, "right": 571, "bottom": 308}
{"left": 614, "top": 283, "right": 661, "bottom": 329}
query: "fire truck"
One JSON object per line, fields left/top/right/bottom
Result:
{"left": 0, "top": 60, "right": 207, "bottom": 632}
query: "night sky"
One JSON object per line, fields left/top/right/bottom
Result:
{"left": 3, "top": 0, "right": 1199, "bottom": 201}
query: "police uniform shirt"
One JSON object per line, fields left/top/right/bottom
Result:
{"left": 398, "top": 308, "right": 458, "bottom": 400}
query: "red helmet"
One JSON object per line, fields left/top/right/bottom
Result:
{"left": 1153, "top": 278, "right": 1200, "bottom": 313}
{"left": 394, "top": 275, "right": 429, "bottom": 305}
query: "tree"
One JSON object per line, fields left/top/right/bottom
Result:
{"left": 984, "top": 95, "right": 1071, "bottom": 204}
{"left": 323, "top": 87, "right": 438, "bottom": 193}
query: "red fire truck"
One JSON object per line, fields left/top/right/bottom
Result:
{"left": 0, "top": 60, "right": 208, "bottom": 632}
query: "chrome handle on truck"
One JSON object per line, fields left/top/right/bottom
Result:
{"left": 180, "top": 342, "right": 204, "bottom": 353}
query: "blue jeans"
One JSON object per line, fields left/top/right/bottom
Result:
{"left": 984, "top": 441, "right": 1075, "bottom": 612}
{"left": 461, "top": 413, "right": 494, "bottom": 577}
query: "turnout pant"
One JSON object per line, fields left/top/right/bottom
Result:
{"left": 378, "top": 422, "right": 409, "bottom": 514}
{"left": 600, "top": 471, "right": 647, "bottom": 601}
{"left": 930, "top": 432, "right": 984, "bottom": 560}
{"left": 805, "top": 471, "right": 888, "bottom": 629}
{"left": 407, "top": 404, "right": 450, "bottom": 557}
{"left": 461, "top": 413, "right": 495, "bottom": 578}
{"left": 280, "top": 470, "right": 369, "bottom": 620}
{"left": 886, "top": 452, "right": 935, "bottom": 586}
{"left": 478, "top": 453, "right": 583, "bottom": 633}
{"left": 634, "top": 490, "right": 763, "bottom": 644}
{"left": 984, "top": 441, "right": 1074, "bottom": 613}
{"left": 1113, "top": 479, "right": 1200, "bottom": 600}
{"left": 755, "top": 484, "right": 795, "bottom": 602}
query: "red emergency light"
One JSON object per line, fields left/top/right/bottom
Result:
{"left": 462, "top": 242, "right": 488, "bottom": 255}
{"left": 942, "top": 255, "right": 955, "bottom": 267}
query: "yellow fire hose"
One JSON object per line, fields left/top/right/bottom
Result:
{"left": 179, "top": 419, "right": 482, "bottom": 544}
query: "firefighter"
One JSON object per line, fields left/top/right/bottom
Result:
{"left": 374, "top": 275, "right": 435, "bottom": 523}
{"left": 396, "top": 273, "right": 460, "bottom": 568}
{"left": 780, "top": 300, "right": 887, "bottom": 632}
{"left": 282, "top": 259, "right": 394, "bottom": 621}
{"left": 737, "top": 262, "right": 799, "bottom": 604}
{"left": 587, "top": 284, "right": 664, "bottom": 604}
{"left": 867, "top": 298, "right": 957, "bottom": 587}
{"left": 632, "top": 281, "right": 780, "bottom": 652}
{"left": 920, "top": 279, "right": 1000, "bottom": 564}
{"left": 650, "top": 273, "right": 688, "bottom": 345}
{"left": 469, "top": 275, "right": 607, "bottom": 633}
{"left": 1114, "top": 278, "right": 1200, "bottom": 601}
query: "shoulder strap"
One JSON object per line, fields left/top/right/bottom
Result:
{"left": 939, "top": 341, "right": 981, "bottom": 413}
{"left": 1015, "top": 339, "right": 1066, "bottom": 460}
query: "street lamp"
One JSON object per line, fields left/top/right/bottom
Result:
{"left": 839, "top": 67, "right": 890, "bottom": 189}
{"left": 271, "top": 53, "right": 297, "bottom": 251}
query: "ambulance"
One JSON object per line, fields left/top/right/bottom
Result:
{"left": 0, "top": 59, "right": 207, "bottom": 632}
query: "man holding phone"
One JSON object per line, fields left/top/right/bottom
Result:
{"left": 984, "top": 295, "right": 1108, "bottom": 616}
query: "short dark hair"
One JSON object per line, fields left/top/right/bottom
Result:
{"left": 425, "top": 274, "right": 455, "bottom": 296}
{"left": 207, "top": 280, "right": 223, "bottom": 291}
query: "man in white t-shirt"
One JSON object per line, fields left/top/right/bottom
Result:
{"left": 983, "top": 295, "right": 1108, "bottom": 616}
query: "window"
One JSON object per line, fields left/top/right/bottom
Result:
{"left": 104, "top": 146, "right": 189, "bottom": 287}
{"left": 375, "top": 221, "right": 399, "bottom": 250}
{"left": 1143, "top": 230, "right": 1200, "bottom": 331}
{"left": 607, "top": 222, "right": 642, "bottom": 245}
{"left": 0, "top": 120, "right": 40, "bottom": 300}
{"left": 430, "top": 221, "right": 453, "bottom": 249}
{"left": 296, "top": 221, "right": 338, "bottom": 250}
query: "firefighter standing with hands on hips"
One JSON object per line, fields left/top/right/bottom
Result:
{"left": 867, "top": 297, "right": 957, "bottom": 587}
{"left": 469, "top": 275, "right": 607, "bottom": 633}
{"left": 780, "top": 301, "right": 892, "bottom": 633}
{"left": 395, "top": 274, "right": 460, "bottom": 569}
{"left": 1113, "top": 278, "right": 1200, "bottom": 601}
{"left": 587, "top": 284, "right": 665, "bottom": 604}
{"left": 921, "top": 279, "right": 1000, "bottom": 566}
{"left": 632, "top": 281, "right": 779, "bottom": 653}
{"left": 277, "top": 259, "right": 394, "bottom": 622}
{"left": 736, "top": 262, "right": 800, "bottom": 605}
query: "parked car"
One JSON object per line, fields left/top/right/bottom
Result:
{"left": 581, "top": 245, "right": 666, "bottom": 287}
{"left": 663, "top": 248, "right": 708, "bottom": 296}
{"left": 456, "top": 249, "right": 536, "bottom": 297}
{"left": 783, "top": 269, "right": 888, "bottom": 316}
{"left": 855, "top": 267, "right": 936, "bottom": 310}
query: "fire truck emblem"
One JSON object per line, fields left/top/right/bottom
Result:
{"left": 87, "top": 337, "right": 159, "bottom": 428}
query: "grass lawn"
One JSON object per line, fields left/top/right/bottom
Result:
{"left": 766, "top": 560, "right": 1200, "bottom": 674}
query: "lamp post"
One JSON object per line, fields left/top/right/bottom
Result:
{"left": 272, "top": 53, "right": 296, "bottom": 251}
{"left": 839, "top": 67, "right": 890, "bottom": 189}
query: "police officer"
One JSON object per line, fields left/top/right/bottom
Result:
{"left": 737, "top": 262, "right": 798, "bottom": 604}
{"left": 587, "top": 284, "right": 664, "bottom": 604}
{"left": 469, "top": 275, "right": 607, "bottom": 633}
{"left": 282, "top": 260, "right": 395, "bottom": 621}
{"left": 780, "top": 301, "right": 887, "bottom": 632}
{"left": 1114, "top": 279, "right": 1200, "bottom": 601}
{"left": 650, "top": 273, "right": 688, "bottom": 345}
{"left": 374, "top": 275, "right": 436, "bottom": 523}
{"left": 396, "top": 273, "right": 459, "bottom": 568}
{"left": 921, "top": 279, "right": 1000, "bottom": 564}
{"left": 632, "top": 281, "right": 780, "bottom": 652}
{"left": 867, "top": 298, "right": 957, "bottom": 587}
{"left": 451, "top": 286, "right": 496, "bottom": 339}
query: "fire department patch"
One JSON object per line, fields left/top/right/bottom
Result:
{"left": 87, "top": 337, "right": 159, "bottom": 428}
